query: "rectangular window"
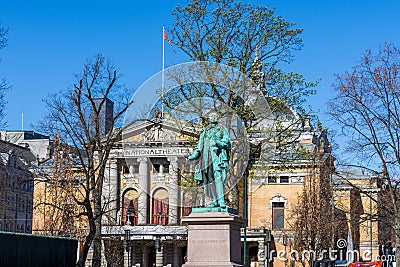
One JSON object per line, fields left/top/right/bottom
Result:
{"left": 132, "top": 165, "right": 139, "bottom": 174}
{"left": 162, "top": 164, "right": 169, "bottom": 173}
{"left": 268, "top": 176, "right": 277, "bottom": 183}
{"left": 153, "top": 164, "right": 160, "bottom": 173}
{"left": 291, "top": 176, "right": 304, "bottom": 183}
{"left": 280, "top": 176, "right": 289, "bottom": 183}
{"left": 123, "top": 165, "right": 130, "bottom": 174}
{"left": 272, "top": 202, "right": 285, "bottom": 230}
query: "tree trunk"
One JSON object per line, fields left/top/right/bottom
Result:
{"left": 395, "top": 214, "right": 400, "bottom": 267}
{"left": 92, "top": 184, "right": 103, "bottom": 267}
{"left": 92, "top": 222, "right": 102, "bottom": 267}
{"left": 77, "top": 206, "right": 96, "bottom": 267}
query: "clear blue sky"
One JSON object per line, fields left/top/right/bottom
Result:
{"left": 0, "top": 0, "right": 399, "bottom": 139}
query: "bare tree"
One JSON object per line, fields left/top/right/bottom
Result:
{"left": 0, "top": 22, "right": 9, "bottom": 129}
{"left": 328, "top": 42, "right": 400, "bottom": 267}
{"left": 289, "top": 153, "right": 337, "bottom": 267}
{"left": 39, "top": 54, "right": 133, "bottom": 267}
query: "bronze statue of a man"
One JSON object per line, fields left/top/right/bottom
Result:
{"left": 187, "top": 113, "right": 231, "bottom": 208}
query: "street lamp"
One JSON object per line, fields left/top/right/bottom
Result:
{"left": 384, "top": 242, "right": 393, "bottom": 267}
{"left": 283, "top": 232, "right": 287, "bottom": 267}
{"left": 124, "top": 229, "right": 131, "bottom": 266}
{"left": 155, "top": 235, "right": 162, "bottom": 253}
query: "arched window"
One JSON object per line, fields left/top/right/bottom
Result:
{"left": 152, "top": 188, "right": 169, "bottom": 225}
{"left": 122, "top": 189, "right": 138, "bottom": 226}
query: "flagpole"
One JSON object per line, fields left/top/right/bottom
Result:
{"left": 161, "top": 25, "right": 165, "bottom": 118}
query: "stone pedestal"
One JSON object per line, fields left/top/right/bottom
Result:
{"left": 182, "top": 212, "right": 245, "bottom": 267}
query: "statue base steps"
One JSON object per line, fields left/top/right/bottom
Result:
{"left": 182, "top": 262, "right": 243, "bottom": 267}
{"left": 182, "top": 211, "right": 245, "bottom": 267}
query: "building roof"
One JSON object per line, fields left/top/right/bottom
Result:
{"left": 0, "top": 131, "right": 49, "bottom": 141}
{"left": 0, "top": 140, "right": 36, "bottom": 169}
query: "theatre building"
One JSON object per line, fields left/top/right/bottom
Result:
{"left": 100, "top": 117, "right": 195, "bottom": 267}
{"left": 98, "top": 101, "right": 336, "bottom": 267}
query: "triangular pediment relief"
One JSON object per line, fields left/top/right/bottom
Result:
{"left": 121, "top": 118, "right": 198, "bottom": 143}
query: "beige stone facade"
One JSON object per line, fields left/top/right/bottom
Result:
{"left": 246, "top": 131, "right": 334, "bottom": 267}
{"left": 333, "top": 170, "right": 382, "bottom": 261}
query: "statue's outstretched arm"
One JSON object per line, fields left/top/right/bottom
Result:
{"left": 187, "top": 131, "right": 204, "bottom": 160}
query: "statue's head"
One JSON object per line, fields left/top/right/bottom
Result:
{"left": 208, "top": 112, "right": 218, "bottom": 124}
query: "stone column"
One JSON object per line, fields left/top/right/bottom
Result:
{"left": 103, "top": 159, "right": 119, "bottom": 224}
{"left": 258, "top": 239, "right": 266, "bottom": 267}
{"left": 137, "top": 157, "right": 149, "bottom": 225}
{"left": 131, "top": 245, "right": 136, "bottom": 267}
{"left": 142, "top": 245, "right": 149, "bottom": 267}
{"left": 167, "top": 156, "right": 179, "bottom": 225}
{"left": 173, "top": 243, "right": 181, "bottom": 267}
{"left": 156, "top": 244, "right": 164, "bottom": 267}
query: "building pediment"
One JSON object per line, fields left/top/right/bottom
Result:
{"left": 121, "top": 118, "right": 197, "bottom": 143}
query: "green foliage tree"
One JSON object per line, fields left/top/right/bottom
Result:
{"left": 166, "top": 2, "right": 324, "bottom": 265}
{"left": 166, "top": 0, "right": 320, "bottom": 169}
{"left": 169, "top": 0, "right": 317, "bottom": 114}
{"left": 166, "top": 0, "right": 320, "bottom": 208}
{"left": 329, "top": 42, "right": 400, "bottom": 267}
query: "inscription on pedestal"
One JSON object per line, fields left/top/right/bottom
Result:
{"left": 182, "top": 212, "right": 245, "bottom": 267}
{"left": 192, "top": 239, "right": 227, "bottom": 244}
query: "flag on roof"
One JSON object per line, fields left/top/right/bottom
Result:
{"left": 163, "top": 29, "right": 173, "bottom": 47}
